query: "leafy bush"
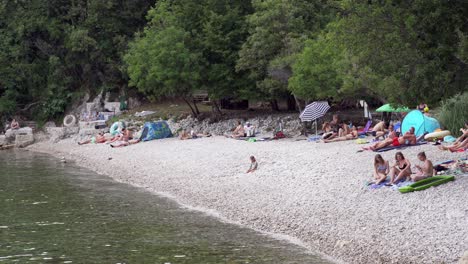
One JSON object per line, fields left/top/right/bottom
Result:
{"left": 436, "top": 92, "right": 468, "bottom": 137}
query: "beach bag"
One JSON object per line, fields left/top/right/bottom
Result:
{"left": 274, "top": 131, "right": 285, "bottom": 139}
{"left": 355, "top": 139, "right": 368, "bottom": 144}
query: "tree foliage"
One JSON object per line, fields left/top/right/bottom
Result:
{"left": 290, "top": 0, "right": 468, "bottom": 105}
{"left": 237, "top": 0, "right": 334, "bottom": 105}
{"left": 0, "top": 0, "right": 152, "bottom": 122}
{"left": 1, "top": 0, "right": 466, "bottom": 122}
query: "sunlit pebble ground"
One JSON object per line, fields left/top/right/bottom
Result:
{"left": 30, "top": 137, "right": 468, "bottom": 264}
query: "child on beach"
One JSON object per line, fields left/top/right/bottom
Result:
{"left": 372, "top": 154, "right": 389, "bottom": 185}
{"left": 246, "top": 156, "right": 258, "bottom": 173}
{"left": 411, "top": 152, "right": 434, "bottom": 182}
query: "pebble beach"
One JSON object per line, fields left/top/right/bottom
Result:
{"left": 29, "top": 137, "right": 468, "bottom": 263}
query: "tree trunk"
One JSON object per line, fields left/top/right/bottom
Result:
{"left": 270, "top": 99, "right": 279, "bottom": 111}
{"left": 182, "top": 97, "right": 198, "bottom": 117}
{"left": 294, "top": 95, "right": 303, "bottom": 113}
{"left": 212, "top": 100, "right": 222, "bottom": 116}
{"left": 286, "top": 94, "right": 296, "bottom": 111}
{"left": 192, "top": 99, "right": 200, "bottom": 115}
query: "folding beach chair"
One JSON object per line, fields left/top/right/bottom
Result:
{"left": 358, "top": 120, "right": 372, "bottom": 136}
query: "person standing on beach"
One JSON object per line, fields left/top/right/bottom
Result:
{"left": 246, "top": 156, "right": 258, "bottom": 173}
{"left": 411, "top": 152, "right": 434, "bottom": 182}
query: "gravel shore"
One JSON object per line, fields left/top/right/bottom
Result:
{"left": 28, "top": 137, "right": 468, "bottom": 263}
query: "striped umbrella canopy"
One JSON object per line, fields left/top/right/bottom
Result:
{"left": 299, "top": 101, "right": 330, "bottom": 122}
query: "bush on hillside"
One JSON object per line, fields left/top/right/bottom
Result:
{"left": 436, "top": 92, "right": 468, "bottom": 137}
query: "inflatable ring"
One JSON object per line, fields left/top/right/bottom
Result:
{"left": 63, "top": 115, "right": 77, "bottom": 127}
{"left": 424, "top": 130, "right": 450, "bottom": 140}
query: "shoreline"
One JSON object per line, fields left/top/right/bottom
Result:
{"left": 28, "top": 137, "right": 467, "bottom": 263}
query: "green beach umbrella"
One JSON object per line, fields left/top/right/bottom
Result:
{"left": 375, "top": 104, "right": 410, "bottom": 112}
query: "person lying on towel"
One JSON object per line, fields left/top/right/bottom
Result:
{"left": 366, "top": 127, "right": 416, "bottom": 151}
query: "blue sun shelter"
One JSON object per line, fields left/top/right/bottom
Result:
{"left": 401, "top": 110, "right": 440, "bottom": 137}
{"left": 140, "top": 121, "right": 173, "bottom": 141}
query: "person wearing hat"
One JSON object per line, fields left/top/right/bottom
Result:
{"left": 417, "top": 103, "right": 428, "bottom": 112}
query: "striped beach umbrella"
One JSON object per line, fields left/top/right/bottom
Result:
{"left": 299, "top": 101, "right": 330, "bottom": 122}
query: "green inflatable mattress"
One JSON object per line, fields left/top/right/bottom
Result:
{"left": 399, "top": 175, "right": 455, "bottom": 193}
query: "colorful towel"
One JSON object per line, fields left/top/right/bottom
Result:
{"left": 374, "top": 141, "right": 427, "bottom": 152}
{"left": 365, "top": 177, "right": 412, "bottom": 190}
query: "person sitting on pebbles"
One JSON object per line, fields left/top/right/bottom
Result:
{"left": 244, "top": 122, "right": 256, "bottom": 137}
{"left": 108, "top": 128, "right": 132, "bottom": 147}
{"left": 411, "top": 152, "right": 434, "bottom": 182}
{"left": 10, "top": 118, "right": 19, "bottom": 130}
{"left": 246, "top": 156, "right": 258, "bottom": 173}
{"left": 323, "top": 126, "right": 358, "bottom": 143}
{"left": 225, "top": 121, "right": 245, "bottom": 138}
{"left": 372, "top": 154, "right": 389, "bottom": 185}
{"left": 321, "top": 122, "right": 336, "bottom": 140}
{"left": 387, "top": 152, "right": 411, "bottom": 185}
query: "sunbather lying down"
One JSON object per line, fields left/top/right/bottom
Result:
{"left": 439, "top": 137, "right": 468, "bottom": 152}
{"left": 180, "top": 129, "right": 211, "bottom": 140}
{"left": 323, "top": 127, "right": 358, "bottom": 143}
{"left": 365, "top": 127, "right": 416, "bottom": 150}
{"left": 439, "top": 123, "right": 468, "bottom": 152}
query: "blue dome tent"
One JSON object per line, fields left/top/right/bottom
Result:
{"left": 401, "top": 110, "right": 440, "bottom": 137}
{"left": 140, "top": 121, "right": 172, "bottom": 141}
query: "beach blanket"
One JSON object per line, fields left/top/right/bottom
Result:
{"left": 374, "top": 141, "right": 427, "bottom": 152}
{"left": 434, "top": 158, "right": 468, "bottom": 176}
{"left": 308, "top": 135, "right": 321, "bottom": 142}
{"left": 366, "top": 178, "right": 412, "bottom": 190}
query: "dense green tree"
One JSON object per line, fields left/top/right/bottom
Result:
{"left": 237, "top": 0, "right": 333, "bottom": 110}
{"left": 125, "top": 0, "right": 253, "bottom": 116}
{"left": 0, "top": 0, "right": 153, "bottom": 124}
{"left": 125, "top": 25, "right": 202, "bottom": 116}
{"left": 288, "top": 27, "right": 345, "bottom": 101}
{"left": 333, "top": 0, "right": 468, "bottom": 106}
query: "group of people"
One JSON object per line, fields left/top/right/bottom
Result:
{"left": 438, "top": 122, "right": 468, "bottom": 152}
{"left": 78, "top": 123, "right": 140, "bottom": 148}
{"left": 321, "top": 115, "right": 359, "bottom": 143}
{"left": 366, "top": 126, "right": 417, "bottom": 151}
{"left": 225, "top": 121, "right": 256, "bottom": 139}
{"left": 372, "top": 151, "right": 433, "bottom": 185}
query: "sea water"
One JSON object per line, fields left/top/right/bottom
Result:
{"left": 0, "top": 150, "right": 331, "bottom": 263}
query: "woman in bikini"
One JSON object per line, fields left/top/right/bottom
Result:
{"left": 321, "top": 122, "right": 336, "bottom": 140}
{"left": 388, "top": 152, "right": 411, "bottom": 185}
{"left": 323, "top": 127, "right": 358, "bottom": 143}
{"left": 373, "top": 154, "right": 389, "bottom": 185}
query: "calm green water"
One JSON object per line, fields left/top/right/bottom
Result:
{"left": 0, "top": 151, "right": 330, "bottom": 264}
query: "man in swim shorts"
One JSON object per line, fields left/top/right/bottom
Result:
{"left": 411, "top": 152, "right": 433, "bottom": 181}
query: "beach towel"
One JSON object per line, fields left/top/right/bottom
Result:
{"left": 355, "top": 139, "right": 368, "bottom": 144}
{"left": 308, "top": 136, "right": 321, "bottom": 142}
{"left": 374, "top": 141, "right": 427, "bottom": 152}
{"left": 366, "top": 178, "right": 412, "bottom": 190}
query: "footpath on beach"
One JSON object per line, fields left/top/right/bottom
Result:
{"left": 29, "top": 136, "right": 468, "bottom": 264}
